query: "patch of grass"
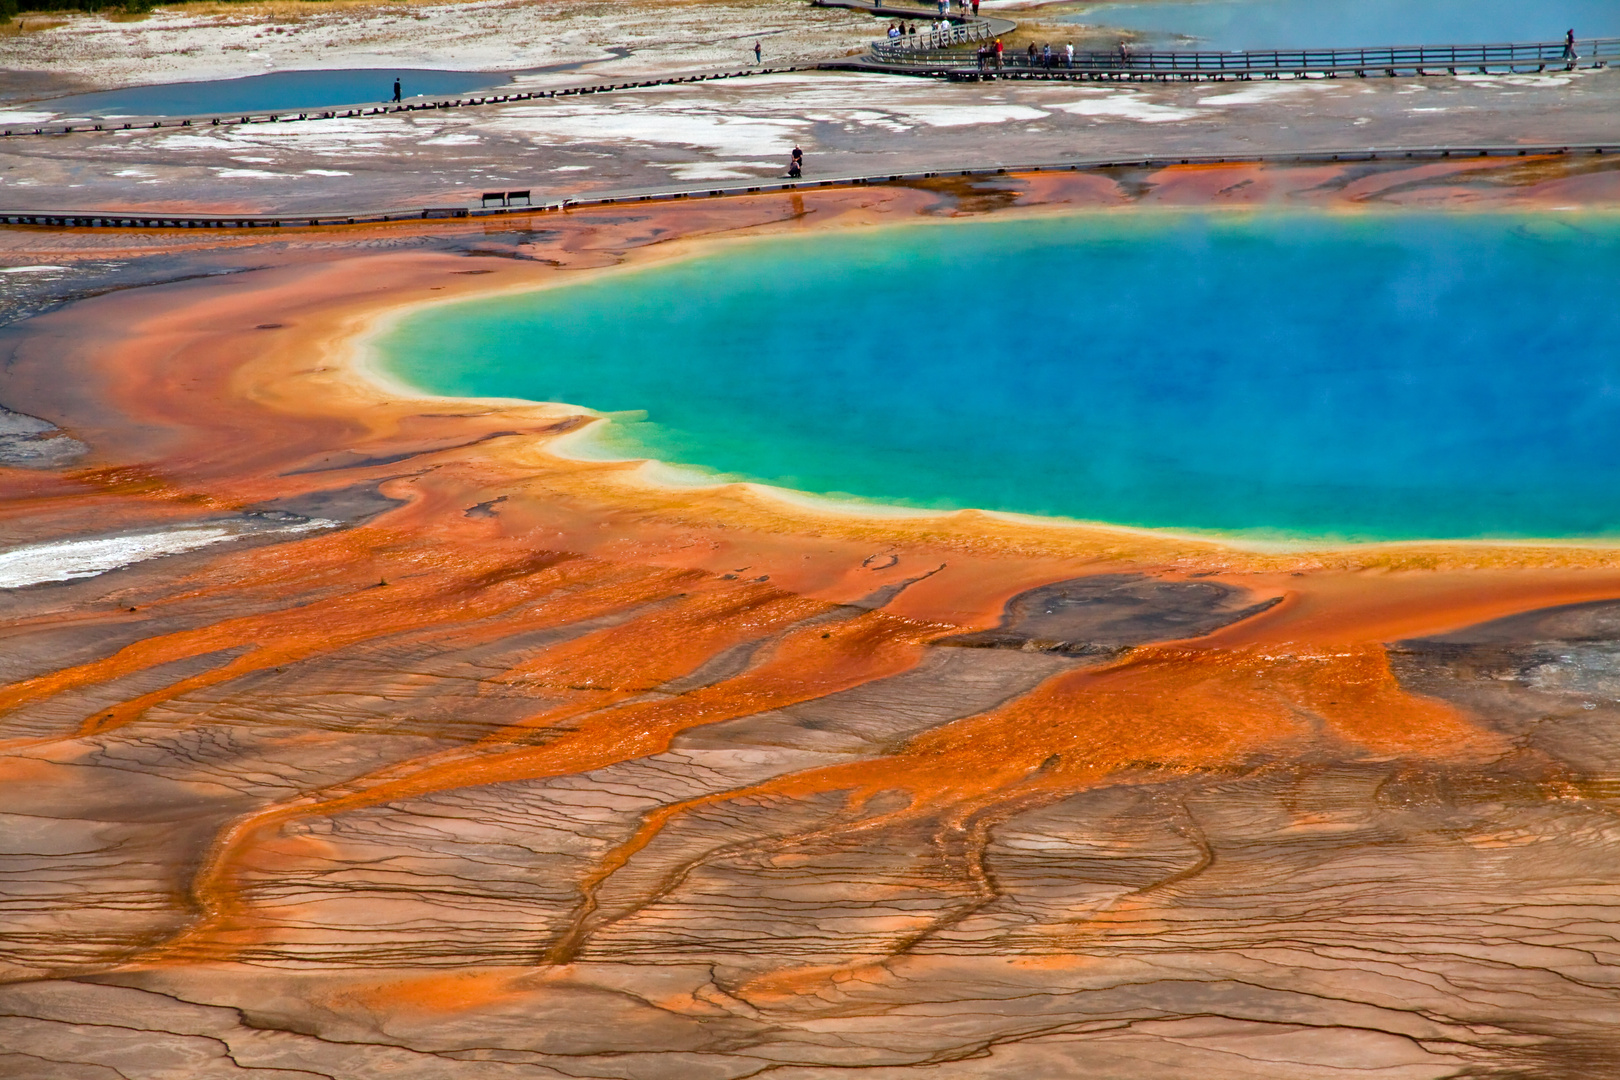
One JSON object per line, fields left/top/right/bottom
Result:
{"left": 0, "top": 12, "right": 68, "bottom": 29}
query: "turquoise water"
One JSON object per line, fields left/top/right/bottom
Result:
{"left": 43, "top": 69, "right": 517, "bottom": 120}
{"left": 1069, "top": 0, "right": 1620, "bottom": 50}
{"left": 380, "top": 213, "right": 1620, "bottom": 542}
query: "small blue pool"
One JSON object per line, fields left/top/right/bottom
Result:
{"left": 43, "top": 67, "right": 520, "bottom": 119}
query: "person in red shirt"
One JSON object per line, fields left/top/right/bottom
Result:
{"left": 994, "top": 37, "right": 1004, "bottom": 70}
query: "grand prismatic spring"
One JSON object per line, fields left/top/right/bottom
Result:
{"left": 379, "top": 212, "right": 1620, "bottom": 541}
{"left": 4, "top": 1, "right": 1620, "bottom": 1077}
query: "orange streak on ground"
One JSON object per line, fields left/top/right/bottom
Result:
{"left": 565, "top": 574, "right": 1595, "bottom": 976}
{"left": 150, "top": 608, "right": 944, "bottom": 962}
{"left": 339, "top": 969, "right": 533, "bottom": 1014}
{"left": 1221, "top": 569, "right": 1620, "bottom": 645}
{"left": 601, "top": 638, "right": 1491, "bottom": 868}
{"left": 0, "top": 529, "right": 710, "bottom": 743}
{"left": 492, "top": 578, "right": 829, "bottom": 695}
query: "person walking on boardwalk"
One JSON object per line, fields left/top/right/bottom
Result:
{"left": 1066, "top": 41, "right": 1074, "bottom": 67}
{"left": 392, "top": 78, "right": 401, "bottom": 103}
{"left": 754, "top": 40, "right": 762, "bottom": 64}
{"left": 994, "top": 36, "right": 1003, "bottom": 69}
{"left": 1027, "top": 41, "right": 1038, "bottom": 68}
{"left": 1042, "top": 42, "right": 1052, "bottom": 68}
{"left": 1564, "top": 29, "right": 1578, "bottom": 61}
{"left": 971, "top": 0, "right": 978, "bottom": 14}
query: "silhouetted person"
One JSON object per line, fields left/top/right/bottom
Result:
{"left": 392, "top": 78, "right": 402, "bottom": 103}
{"left": 789, "top": 144, "right": 804, "bottom": 177}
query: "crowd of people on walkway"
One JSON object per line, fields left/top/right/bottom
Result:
{"left": 881, "top": 0, "right": 980, "bottom": 45}
{"left": 886, "top": 18, "right": 972, "bottom": 41}
{"left": 975, "top": 38, "right": 1077, "bottom": 70}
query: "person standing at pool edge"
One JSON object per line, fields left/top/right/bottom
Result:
{"left": 392, "top": 78, "right": 401, "bottom": 103}
{"left": 754, "top": 40, "right": 762, "bottom": 64}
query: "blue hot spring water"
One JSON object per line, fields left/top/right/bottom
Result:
{"left": 1065, "top": 0, "right": 1620, "bottom": 50}
{"left": 44, "top": 68, "right": 514, "bottom": 119}
{"left": 378, "top": 213, "right": 1620, "bottom": 543}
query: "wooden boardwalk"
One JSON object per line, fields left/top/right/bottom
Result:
{"left": 5, "top": 143, "right": 1616, "bottom": 231}
{"left": 860, "top": 37, "right": 1620, "bottom": 80}
{"left": 815, "top": 0, "right": 1620, "bottom": 82}
{"left": 4, "top": 1, "right": 1614, "bottom": 146}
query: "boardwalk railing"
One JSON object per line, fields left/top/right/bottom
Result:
{"left": 871, "top": 19, "right": 993, "bottom": 59}
{"left": 6, "top": 143, "right": 1613, "bottom": 229}
{"left": 871, "top": 36, "right": 1620, "bottom": 76}
{"left": 9, "top": 143, "right": 1615, "bottom": 231}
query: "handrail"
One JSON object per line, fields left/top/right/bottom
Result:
{"left": 872, "top": 19, "right": 993, "bottom": 59}
{"left": 5, "top": 143, "right": 1616, "bottom": 230}
{"left": 871, "top": 35, "right": 1620, "bottom": 74}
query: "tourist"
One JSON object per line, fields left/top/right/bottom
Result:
{"left": 937, "top": 0, "right": 946, "bottom": 17}
{"left": 1066, "top": 41, "right": 1074, "bottom": 67}
{"left": 971, "top": 0, "right": 979, "bottom": 14}
{"left": 1043, "top": 42, "right": 1052, "bottom": 68}
{"left": 994, "top": 36, "right": 1003, "bottom": 69}
{"left": 1027, "top": 42, "right": 1037, "bottom": 67}
{"left": 754, "top": 40, "right": 762, "bottom": 64}
{"left": 392, "top": 78, "right": 401, "bottom": 103}
{"left": 1564, "top": 29, "right": 1578, "bottom": 61}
